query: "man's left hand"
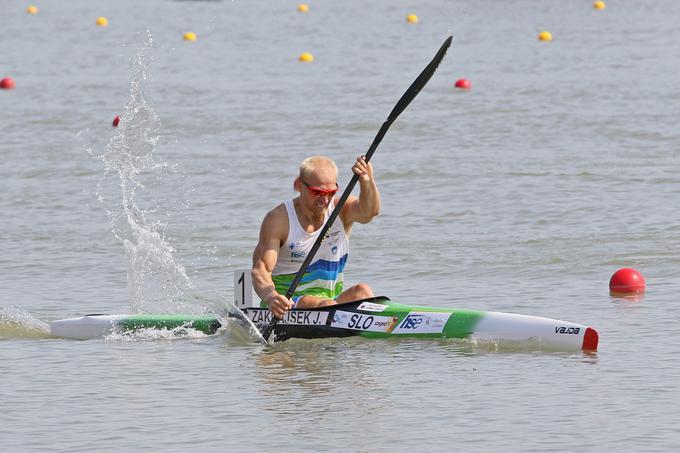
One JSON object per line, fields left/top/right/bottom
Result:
{"left": 352, "top": 156, "right": 373, "bottom": 182}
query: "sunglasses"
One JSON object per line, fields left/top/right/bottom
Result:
{"left": 301, "top": 180, "right": 339, "bottom": 197}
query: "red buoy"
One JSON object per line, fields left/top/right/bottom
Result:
{"left": 454, "top": 78, "right": 471, "bottom": 90}
{"left": 1, "top": 77, "right": 16, "bottom": 89}
{"left": 609, "top": 268, "right": 646, "bottom": 294}
{"left": 112, "top": 115, "right": 120, "bottom": 127}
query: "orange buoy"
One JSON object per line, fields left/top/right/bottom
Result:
{"left": 112, "top": 115, "right": 120, "bottom": 127}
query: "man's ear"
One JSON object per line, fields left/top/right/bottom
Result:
{"left": 293, "top": 177, "right": 301, "bottom": 193}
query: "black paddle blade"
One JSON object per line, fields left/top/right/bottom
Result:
{"left": 386, "top": 36, "right": 452, "bottom": 124}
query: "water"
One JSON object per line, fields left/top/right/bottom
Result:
{"left": 2, "top": 0, "right": 680, "bottom": 451}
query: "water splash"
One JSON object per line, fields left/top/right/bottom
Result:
{"left": 76, "top": 32, "right": 265, "bottom": 343}
{"left": 0, "top": 308, "right": 51, "bottom": 339}
{"left": 93, "top": 31, "right": 195, "bottom": 314}
{"left": 103, "top": 318, "right": 257, "bottom": 345}
{"left": 105, "top": 326, "right": 211, "bottom": 342}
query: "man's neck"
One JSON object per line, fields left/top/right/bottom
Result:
{"left": 293, "top": 198, "right": 326, "bottom": 232}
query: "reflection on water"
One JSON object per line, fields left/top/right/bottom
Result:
{"left": 257, "top": 339, "right": 381, "bottom": 391}
{"left": 252, "top": 336, "right": 600, "bottom": 404}
{"left": 610, "top": 293, "right": 645, "bottom": 303}
{"left": 248, "top": 336, "right": 601, "bottom": 450}
{"left": 255, "top": 339, "right": 397, "bottom": 428}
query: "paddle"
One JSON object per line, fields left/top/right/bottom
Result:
{"left": 261, "top": 36, "right": 453, "bottom": 341}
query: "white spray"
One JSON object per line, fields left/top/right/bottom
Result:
{"left": 96, "top": 31, "right": 194, "bottom": 314}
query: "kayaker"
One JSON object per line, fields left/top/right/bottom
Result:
{"left": 252, "top": 155, "right": 381, "bottom": 319}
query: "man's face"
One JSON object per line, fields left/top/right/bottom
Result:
{"left": 298, "top": 167, "right": 338, "bottom": 212}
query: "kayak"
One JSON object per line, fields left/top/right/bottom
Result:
{"left": 49, "top": 296, "right": 598, "bottom": 350}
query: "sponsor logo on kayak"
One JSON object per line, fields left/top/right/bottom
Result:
{"left": 357, "top": 302, "right": 388, "bottom": 313}
{"left": 391, "top": 312, "right": 452, "bottom": 334}
{"left": 291, "top": 251, "right": 306, "bottom": 259}
{"left": 555, "top": 326, "right": 580, "bottom": 334}
{"left": 331, "top": 311, "right": 397, "bottom": 332}
{"left": 247, "top": 309, "right": 328, "bottom": 325}
{"left": 399, "top": 314, "right": 423, "bottom": 330}
{"left": 375, "top": 316, "right": 400, "bottom": 332}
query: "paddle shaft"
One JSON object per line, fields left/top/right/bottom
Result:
{"left": 261, "top": 36, "right": 453, "bottom": 340}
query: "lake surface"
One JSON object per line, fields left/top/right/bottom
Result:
{"left": 2, "top": 0, "right": 680, "bottom": 451}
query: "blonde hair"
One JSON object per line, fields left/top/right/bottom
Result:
{"left": 299, "top": 156, "right": 338, "bottom": 180}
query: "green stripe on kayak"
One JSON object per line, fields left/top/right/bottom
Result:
{"left": 117, "top": 315, "right": 222, "bottom": 335}
{"left": 353, "top": 301, "right": 485, "bottom": 339}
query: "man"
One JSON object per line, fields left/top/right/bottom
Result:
{"left": 252, "top": 155, "right": 380, "bottom": 319}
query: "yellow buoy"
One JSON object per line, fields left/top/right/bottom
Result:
{"left": 406, "top": 14, "right": 419, "bottom": 24}
{"left": 27, "top": 5, "right": 39, "bottom": 14}
{"left": 297, "top": 4, "right": 309, "bottom": 13}
{"left": 298, "top": 53, "right": 314, "bottom": 62}
{"left": 183, "top": 32, "right": 197, "bottom": 41}
{"left": 538, "top": 31, "right": 553, "bottom": 41}
{"left": 593, "top": 1, "right": 606, "bottom": 10}
{"left": 96, "top": 17, "right": 108, "bottom": 27}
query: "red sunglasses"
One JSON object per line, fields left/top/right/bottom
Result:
{"left": 301, "top": 180, "right": 339, "bottom": 197}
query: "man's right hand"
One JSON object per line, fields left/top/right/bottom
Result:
{"left": 267, "top": 293, "right": 293, "bottom": 319}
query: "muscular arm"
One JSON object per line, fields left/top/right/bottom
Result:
{"left": 341, "top": 156, "right": 381, "bottom": 230}
{"left": 251, "top": 205, "right": 292, "bottom": 318}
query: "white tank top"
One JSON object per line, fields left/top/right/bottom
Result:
{"left": 271, "top": 198, "right": 349, "bottom": 299}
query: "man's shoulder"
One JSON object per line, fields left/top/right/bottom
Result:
{"left": 266, "top": 202, "right": 288, "bottom": 221}
{"left": 261, "top": 202, "right": 289, "bottom": 236}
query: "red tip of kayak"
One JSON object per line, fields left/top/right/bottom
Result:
{"left": 582, "top": 327, "right": 599, "bottom": 351}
